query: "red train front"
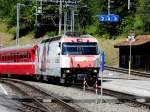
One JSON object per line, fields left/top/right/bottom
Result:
{"left": 60, "top": 33, "right": 101, "bottom": 83}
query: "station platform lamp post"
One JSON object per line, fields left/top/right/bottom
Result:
{"left": 16, "top": 3, "right": 25, "bottom": 46}
{"left": 127, "top": 30, "right": 135, "bottom": 79}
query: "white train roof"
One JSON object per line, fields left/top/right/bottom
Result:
{"left": 40, "top": 35, "right": 62, "bottom": 43}
{"left": 40, "top": 32, "right": 95, "bottom": 43}
{"left": 0, "top": 44, "right": 34, "bottom": 52}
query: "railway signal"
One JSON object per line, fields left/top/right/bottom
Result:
{"left": 127, "top": 30, "right": 135, "bottom": 79}
{"left": 99, "top": 0, "right": 119, "bottom": 23}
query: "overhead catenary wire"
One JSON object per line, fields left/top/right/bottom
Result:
{"left": 36, "top": 0, "right": 81, "bottom": 34}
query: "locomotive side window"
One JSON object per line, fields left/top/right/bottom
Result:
{"left": 3, "top": 55, "right": 5, "bottom": 62}
{"left": 16, "top": 53, "right": 19, "bottom": 62}
{"left": 6, "top": 54, "right": 10, "bottom": 63}
{"left": 9, "top": 54, "right": 12, "bottom": 62}
{"left": 0, "top": 52, "right": 24, "bottom": 63}
{"left": 0, "top": 54, "right": 1, "bottom": 62}
{"left": 62, "top": 42, "right": 98, "bottom": 55}
{"left": 14, "top": 53, "right": 16, "bottom": 62}
{"left": 23, "top": 52, "right": 27, "bottom": 62}
{"left": 2, "top": 55, "right": 4, "bottom": 62}
{"left": 28, "top": 52, "right": 31, "bottom": 62}
{"left": 7, "top": 54, "right": 10, "bottom": 62}
{"left": 2, "top": 56, "right": 4, "bottom": 62}
{"left": 5, "top": 55, "right": 7, "bottom": 62}
{"left": 0, "top": 54, "right": 2, "bottom": 62}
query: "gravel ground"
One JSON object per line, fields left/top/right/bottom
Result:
{"left": 27, "top": 81, "right": 150, "bottom": 112}
{"left": 78, "top": 103, "right": 149, "bottom": 112}
{"left": 1, "top": 69, "right": 149, "bottom": 112}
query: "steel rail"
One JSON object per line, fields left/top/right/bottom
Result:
{"left": 0, "top": 79, "right": 50, "bottom": 112}
{"left": 72, "top": 84, "right": 150, "bottom": 109}
{"left": 102, "top": 88, "right": 150, "bottom": 109}
{"left": 18, "top": 103, "right": 48, "bottom": 112}
{"left": 0, "top": 78, "right": 79, "bottom": 112}
{"left": 104, "top": 65, "right": 150, "bottom": 77}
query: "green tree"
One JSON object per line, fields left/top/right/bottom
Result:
{"left": 97, "top": 0, "right": 137, "bottom": 37}
{"left": 0, "top": 0, "right": 148, "bottom": 37}
{"left": 0, "top": 0, "right": 35, "bottom": 36}
{"left": 140, "top": 0, "right": 150, "bottom": 34}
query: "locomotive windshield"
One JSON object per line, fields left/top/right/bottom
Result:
{"left": 62, "top": 42, "right": 99, "bottom": 55}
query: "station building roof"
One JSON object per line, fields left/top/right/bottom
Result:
{"left": 115, "top": 35, "right": 150, "bottom": 48}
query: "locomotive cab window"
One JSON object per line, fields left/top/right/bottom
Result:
{"left": 62, "top": 42, "right": 99, "bottom": 55}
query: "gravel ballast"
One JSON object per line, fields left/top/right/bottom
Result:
{"left": 27, "top": 81, "right": 149, "bottom": 112}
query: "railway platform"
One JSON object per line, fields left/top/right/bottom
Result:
{"left": 99, "top": 70, "right": 150, "bottom": 97}
{"left": 70, "top": 95, "right": 118, "bottom": 103}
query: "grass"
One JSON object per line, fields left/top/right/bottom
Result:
{"left": 0, "top": 32, "right": 48, "bottom": 47}
{"left": 0, "top": 22, "right": 8, "bottom": 33}
{"left": 0, "top": 22, "right": 48, "bottom": 47}
{"left": 97, "top": 37, "right": 125, "bottom": 67}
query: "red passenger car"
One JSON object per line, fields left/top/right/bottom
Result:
{"left": 0, "top": 45, "right": 37, "bottom": 76}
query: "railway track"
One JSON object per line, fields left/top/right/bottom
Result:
{"left": 104, "top": 65, "right": 150, "bottom": 77}
{"left": 0, "top": 78, "right": 79, "bottom": 112}
{"left": 102, "top": 88, "right": 150, "bottom": 108}
{"left": 73, "top": 84, "right": 150, "bottom": 109}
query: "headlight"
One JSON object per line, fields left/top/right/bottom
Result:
{"left": 66, "top": 70, "right": 70, "bottom": 73}
{"left": 93, "top": 69, "right": 98, "bottom": 73}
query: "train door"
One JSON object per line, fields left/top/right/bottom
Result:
{"left": 48, "top": 41, "right": 61, "bottom": 77}
{"left": 45, "top": 43, "right": 51, "bottom": 76}
{"left": 35, "top": 44, "right": 44, "bottom": 79}
{"left": 41, "top": 44, "right": 46, "bottom": 72}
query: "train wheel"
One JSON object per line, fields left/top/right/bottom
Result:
{"left": 59, "top": 77, "right": 70, "bottom": 86}
{"left": 43, "top": 75, "right": 48, "bottom": 82}
{"left": 60, "top": 77, "right": 65, "bottom": 84}
{"left": 64, "top": 76, "right": 72, "bottom": 86}
{"left": 7, "top": 74, "right": 12, "bottom": 78}
{"left": 1, "top": 74, "right": 8, "bottom": 78}
{"left": 54, "top": 77, "right": 60, "bottom": 85}
{"left": 35, "top": 74, "right": 41, "bottom": 81}
{"left": 86, "top": 75, "right": 98, "bottom": 87}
